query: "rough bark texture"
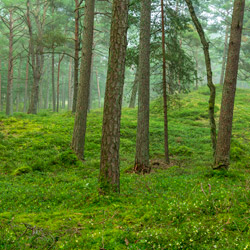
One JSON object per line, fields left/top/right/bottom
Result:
{"left": 6, "top": 9, "right": 14, "bottom": 116}
{"left": 219, "top": 24, "right": 230, "bottom": 86}
{"left": 161, "top": 0, "right": 170, "bottom": 164}
{"left": 128, "top": 67, "right": 139, "bottom": 109}
{"left": 72, "top": 0, "right": 80, "bottom": 113}
{"left": 99, "top": 0, "right": 129, "bottom": 193}
{"left": 134, "top": 0, "right": 151, "bottom": 174}
{"left": 214, "top": 0, "right": 245, "bottom": 170}
{"left": 185, "top": 0, "right": 217, "bottom": 155}
{"left": 72, "top": 0, "right": 95, "bottom": 160}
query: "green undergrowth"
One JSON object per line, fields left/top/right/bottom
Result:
{"left": 1, "top": 86, "right": 250, "bottom": 249}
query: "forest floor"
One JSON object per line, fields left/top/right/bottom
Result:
{"left": 1, "top": 86, "right": 250, "bottom": 249}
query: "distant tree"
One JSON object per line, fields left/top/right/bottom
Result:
{"left": 99, "top": 0, "right": 129, "bottom": 193}
{"left": 72, "top": 0, "right": 95, "bottom": 160}
{"left": 214, "top": 0, "right": 245, "bottom": 170}
{"left": 134, "top": 0, "right": 151, "bottom": 173}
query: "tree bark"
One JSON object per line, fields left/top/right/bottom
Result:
{"left": 185, "top": 0, "right": 217, "bottom": 155}
{"left": 99, "top": 0, "right": 129, "bottom": 193}
{"left": 214, "top": 0, "right": 245, "bottom": 170}
{"left": 72, "top": 0, "right": 80, "bottom": 113}
{"left": 52, "top": 48, "right": 56, "bottom": 112}
{"left": 129, "top": 67, "right": 139, "bottom": 109}
{"left": 6, "top": 9, "right": 14, "bottom": 116}
{"left": 57, "top": 54, "right": 64, "bottom": 112}
{"left": 23, "top": 44, "right": 30, "bottom": 112}
{"left": 68, "top": 57, "right": 72, "bottom": 110}
{"left": 161, "top": 0, "right": 170, "bottom": 164}
{"left": 16, "top": 56, "right": 22, "bottom": 112}
{"left": 219, "top": 24, "right": 230, "bottom": 86}
{"left": 96, "top": 70, "right": 101, "bottom": 108}
{"left": 134, "top": 0, "right": 151, "bottom": 174}
{"left": 72, "top": 0, "right": 95, "bottom": 160}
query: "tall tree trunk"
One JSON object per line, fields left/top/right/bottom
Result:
{"left": 219, "top": 24, "right": 230, "bottom": 86}
{"left": 96, "top": 70, "right": 101, "bottom": 108}
{"left": 72, "top": 0, "right": 80, "bottom": 113}
{"left": 161, "top": 0, "right": 170, "bottom": 164}
{"left": 16, "top": 56, "right": 22, "bottom": 112}
{"left": 72, "top": 0, "right": 95, "bottom": 160}
{"left": 44, "top": 68, "right": 50, "bottom": 109}
{"left": 185, "top": 0, "right": 217, "bottom": 155}
{"left": 52, "top": 48, "right": 56, "bottom": 112}
{"left": 23, "top": 44, "right": 30, "bottom": 112}
{"left": 68, "top": 57, "right": 72, "bottom": 110}
{"left": 134, "top": 0, "right": 151, "bottom": 174}
{"left": 57, "top": 54, "right": 64, "bottom": 112}
{"left": 99, "top": 0, "right": 129, "bottom": 194}
{"left": 6, "top": 9, "right": 14, "bottom": 116}
{"left": 129, "top": 67, "right": 139, "bottom": 108}
{"left": 195, "top": 48, "right": 199, "bottom": 89}
{"left": 214, "top": 0, "right": 245, "bottom": 170}
{"left": 88, "top": 52, "right": 94, "bottom": 112}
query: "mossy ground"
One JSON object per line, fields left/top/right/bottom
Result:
{"left": 1, "top": 86, "right": 250, "bottom": 249}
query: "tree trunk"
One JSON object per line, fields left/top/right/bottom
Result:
{"left": 129, "top": 67, "right": 139, "bottom": 108}
{"left": 219, "top": 24, "right": 230, "bottom": 86}
{"left": 16, "top": 56, "right": 22, "bottom": 112}
{"left": 99, "top": 0, "right": 129, "bottom": 193}
{"left": 6, "top": 9, "right": 14, "bottom": 116}
{"left": 57, "top": 54, "right": 64, "bottom": 112}
{"left": 96, "top": 70, "right": 101, "bottom": 108}
{"left": 185, "top": 0, "right": 217, "bottom": 155}
{"left": 72, "top": 0, "right": 95, "bottom": 160}
{"left": 134, "top": 0, "right": 151, "bottom": 174}
{"left": 161, "top": 0, "right": 170, "bottom": 164}
{"left": 72, "top": 0, "right": 80, "bottom": 113}
{"left": 23, "top": 44, "right": 30, "bottom": 112}
{"left": 214, "top": 0, "right": 245, "bottom": 170}
{"left": 52, "top": 48, "right": 56, "bottom": 112}
{"left": 68, "top": 57, "right": 72, "bottom": 110}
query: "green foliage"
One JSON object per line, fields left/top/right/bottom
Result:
{"left": 1, "top": 86, "right": 250, "bottom": 249}
{"left": 12, "top": 166, "right": 32, "bottom": 176}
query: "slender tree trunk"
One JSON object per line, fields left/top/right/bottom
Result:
{"left": 161, "top": 0, "right": 170, "bottom": 163}
{"left": 134, "top": 0, "right": 151, "bottom": 174}
{"left": 44, "top": 68, "right": 50, "bottom": 109}
{"left": 88, "top": 52, "right": 94, "bottom": 112}
{"left": 195, "top": 48, "right": 199, "bottom": 89}
{"left": 129, "top": 67, "right": 139, "bottom": 108}
{"left": 96, "top": 70, "right": 101, "bottom": 108}
{"left": 56, "top": 54, "right": 64, "bottom": 112}
{"left": 52, "top": 48, "right": 56, "bottom": 112}
{"left": 68, "top": 57, "right": 72, "bottom": 110}
{"left": 185, "top": 0, "right": 217, "bottom": 155}
{"left": 214, "top": 0, "right": 245, "bottom": 170}
{"left": 72, "top": 0, "right": 95, "bottom": 160}
{"left": 219, "top": 24, "right": 230, "bottom": 85}
{"left": 23, "top": 44, "right": 30, "bottom": 112}
{"left": 72, "top": 0, "right": 80, "bottom": 113}
{"left": 99, "top": 0, "right": 129, "bottom": 193}
{"left": 6, "top": 9, "right": 14, "bottom": 116}
{"left": 16, "top": 56, "right": 22, "bottom": 112}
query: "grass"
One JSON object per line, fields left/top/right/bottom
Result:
{"left": 1, "top": 85, "right": 250, "bottom": 249}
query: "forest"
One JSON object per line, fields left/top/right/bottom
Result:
{"left": 0, "top": 0, "right": 250, "bottom": 249}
